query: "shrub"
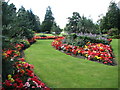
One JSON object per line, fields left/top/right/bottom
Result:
{"left": 20, "top": 40, "right": 30, "bottom": 49}
{"left": 108, "top": 28, "right": 119, "bottom": 36}
{"left": 40, "top": 35, "right": 47, "bottom": 37}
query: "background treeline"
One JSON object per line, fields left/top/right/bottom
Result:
{"left": 2, "top": 1, "right": 120, "bottom": 41}
{"left": 2, "top": 2, "right": 40, "bottom": 49}
{"left": 64, "top": 2, "right": 120, "bottom": 38}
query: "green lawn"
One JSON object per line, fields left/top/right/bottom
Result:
{"left": 35, "top": 33, "right": 54, "bottom": 36}
{"left": 24, "top": 39, "right": 118, "bottom": 88}
{"left": 35, "top": 33, "right": 63, "bottom": 36}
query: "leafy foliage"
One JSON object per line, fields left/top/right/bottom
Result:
{"left": 41, "top": 6, "right": 54, "bottom": 33}
{"left": 63, "top": 33, "right": 110, "bottom": 47}
{"left": 51, "top": 22, "right": 62, "bottom": 35}
{"left": 64, "top": 12, "right": 98, "bottom": 34}
{"left": 2, "top": 2, "right": 40, "bottom": 49}
{"left": 100, "top": 2, "right": 120, "bottom": 34}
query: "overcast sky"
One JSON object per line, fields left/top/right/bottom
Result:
{"left": 7, "top": 0, "right": 120, "bottom": 28}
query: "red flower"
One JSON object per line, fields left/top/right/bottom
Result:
{"left": 13, "top": 74, "right": 19, "bottom": 79}
{"left": 1, "top": 87, "right": 5, "bottom": 90}
{"left": 103, "top": 62, "right": 108, "bottom": 64}
{"left": 15, "top": 78, "right": 23, "bottom": 83}
{"left": 6, "top": 50, "right": 12, "bottom": 55}
{"left": 5, "top": 80, "right": 12, "bottom": 87}
{"left": 44, "top": 87, "right": 51, "bottom": 90}
{"left": 18, "top": 58, "right": 25, "bottom": 61}
{"left": 13, "top": 83, "right": 17, "bottom": 87}
{"left": 29, "top": 64, "right": 34, "bottom": 69}
{"left": 17, "top": 83, "right": 23, "bottom": 88}
{"left": 41, "top": 83, "right": 45, "bottom": 87}
{"left": 66, "top": 53, "right": 71, "bottom": 55}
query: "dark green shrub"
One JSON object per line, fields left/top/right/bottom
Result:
{"left": 40, "top": 35, "right": 47, "bottom": 37}
{"left": 108, "top": 28, "right": 119, "bottom": 36}
{"left": 20, "top": 40, "right": 30, "bottom": 48}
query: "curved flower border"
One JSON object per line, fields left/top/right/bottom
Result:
{"left": 51, "top": 37, "right": 116, "bottom": 66}
{"left": 2, "top": 38, "right": 50, "bottom": 89}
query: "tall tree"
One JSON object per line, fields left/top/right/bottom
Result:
{"left": 66, "top": 12, "right": 81, "bottom": 33}
{"left": 41, "top": 6, "right": 54, "bottom": 33}
{"left": 27, "top": 10, "right": 41, "bottom": 32}
{"left": 64, "top": 12, "right": 97, "bottom": 34}
{"left": 51, "top": 22, "right": 62, "bottom": 35}
{"left": 16, "top": 6, "right": 35, "bottom": 39}
{"left": 77, "top": 16, "right": 96, "bottom": 33}
{"left": 100, "top": 2, "right": 120, "bottom": 33}
{"left": 2, "top": 2, "right": 16, "bottom": 26}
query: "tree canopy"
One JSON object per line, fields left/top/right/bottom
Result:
{"left": 51, "top": 22, "right": 62, "bottom": 35}
{"left": 41, "top": 6, "right": 55, "bottom": 33}
{"left": 2, "top": 2, "right": 41, "bottom": 48}
{"left": 64, "top": 12, "right": 97, "bottom": 34}
{"left": 99, "top": 2, "right": 120, "bottom": 34}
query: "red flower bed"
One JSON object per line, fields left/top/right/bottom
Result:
{"left": 52, "top": 37, "right": 116, "bottom": 65}
{"left": 34, "top": 36, "right": 63, "bottom": 39}
{"left": 2, "top": 39, "right": 50, "bottom": 89}
{"left": 27, "top": 37, "right": 36, "bottom": 44}
{"left": 2, "top": 57, "right": 50, "bottom": 89}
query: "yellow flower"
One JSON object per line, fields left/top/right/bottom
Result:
{"left": 78, "top": 50, "right": 81, "bottom": 53}
{"left": 2, "top": 52, "right": 7, "bottom": 56}
{"left": 100, "top": 47, "right": 103, "bottom": 49}
{"left": 22, "top": 62, "right": 26, "bottom": 64}
{"left": 85, "top": 45, "right": 88, "bottom": 48}
{"left": 97, "top": 44, "right": 100, "bottom": 47}
{"left": 98, "top": 57, "right": 102, "bottom": 60}
{"left": 16, "top": 65, "right": 19, "bottom": 68}
{"left": 95, "top": 56, "right": 102, "bottom": 59}
{"left": 8, "top": 74, "right": 12, "bottom": 79}
{"left": 85, "top": 54, "right": 88, "bottom": 57}
{"left": 10, "top": 78, "right": 15, "bottom": 82}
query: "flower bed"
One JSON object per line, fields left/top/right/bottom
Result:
{"left": 34, "top": 36, "right": 62, "bottom": 39}
{"left": 52, "top": 37, "right": 116, "bottom": 66}
{"left": 2, "top": 38, "right": 50, "bottom": 89}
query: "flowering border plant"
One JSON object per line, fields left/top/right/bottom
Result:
{"left": 2, "top": 38, "right": 50, "bottom": 89}
{"left": 52, "top": 37, "right": 116, "bottom": 66}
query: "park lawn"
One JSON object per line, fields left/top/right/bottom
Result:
{"left": 35, "top": 33, "right": 63, "bottom": 36}
{"left": 24, "top": 39, "right": 118, "bottom": 88}
{"left": 35, "top": 33, "right": 54, "bottom": 36}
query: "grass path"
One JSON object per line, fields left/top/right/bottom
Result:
{"left": 24, "top": 39, "right": 118, "bottom": 88}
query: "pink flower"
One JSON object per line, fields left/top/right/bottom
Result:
{"left": 41, "top": 83, "right": 45, "bottom": 87}
{"left": 103, "top": 62, "right": 108, "bottom": 64}
{"left": 18, "top": 58, "right": 25, "bottom": 61}
{"left": 32, "top": 86, "right": 36, "bottom": 88}
{"left": 24, "top": 82, "right": 30, "bottom": 87}
{"left": 24, "top": 63, "right": 29, "bottom": 68}
{"left": 29, "top": 64, "right": 34, "bottom": 69}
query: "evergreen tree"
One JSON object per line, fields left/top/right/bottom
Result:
{"left": 64, "top": 12, "right": 97, "bottom": 34}
{"left": 27, "top": 10, "right": 41, "bottom": 32}
{"left": 16, "top": 6, "right": 35, "bottom": 39}
{"left": 51, "top": 22, "right": 62, "bottom": 35}
{"left": 66, "top": 12, "right": 81, "bottom": 33}
{"left": 41, "top": 6, "right": 54, "bottom": 33}
{"left": 2, "top": 2, "right": 16, "bottom": 26}
{"left": 100, "top": 2, "right": 120, "bottom": 34}
{"left": 77, "top": 16, "right": 96, "bottom": 33}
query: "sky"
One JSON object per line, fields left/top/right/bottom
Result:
{"left": 7, "top": 0, "right": 120, "bottom": 29}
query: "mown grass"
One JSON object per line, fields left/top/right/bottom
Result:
{"left": 35, "top": 33, "right": 63, "bottom": 36}
{"left": 35, "top": 33, "right": 54, "bottom": 36}
{"left": 24, "top": 39, "right": 118, "bottom": 88}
